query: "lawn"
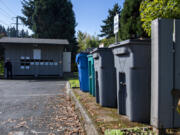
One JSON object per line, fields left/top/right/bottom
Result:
{"left": 65, "top": 72, "right": 80, "bottom": 88}
{"left": 69, "top": 78, "right": 80, "bottom": 88}
{"left": 105, "top": 128, "right": 155, "bottom": 135}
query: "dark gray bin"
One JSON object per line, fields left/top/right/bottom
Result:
{"left": 91, "top": 48, "right": 117, "bottom": 108}
{"left": 151, "top": 19, "right": 180, "bottom": 129}
{"left": 109, "top": 39, "right": 151, "bottom": 123}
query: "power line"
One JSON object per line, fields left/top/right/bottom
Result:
{"left": 0, "top": 0, "right": 16, "bottom": 16}
{"left": 0, "top": 8, "right": 12, "bottom": 18}
{"left": 0, "top": 10, "right": 10, "bottom": 18}
{"left": 0, "top": 7, "right": 14, "bottom": 26}
{"left": 0, "top": 8, "right": 12, "bottom": 19}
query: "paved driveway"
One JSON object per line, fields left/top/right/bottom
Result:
{"left": 0, "top": 79, "right": 84, "bottom": 135}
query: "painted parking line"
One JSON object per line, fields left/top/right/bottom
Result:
{"left": 0, "top": 93, "right": 64, "bottom": 98}
{"left": 9, "top": 131, "right": 50, "bottom": 135}
{"left": 56, "top": 84, "right": 65, "bottom": 85}
{"left": 30, "top": 130, "right": 49, "bottom": 134}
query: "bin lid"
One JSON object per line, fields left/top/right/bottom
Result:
{"left": 76, "top": 53, "right": 88, "bottom": 63}
{"left": 90, "top": 47, "right": 111, "bottom": 54}
{"left": 109, "top": 39, "right": 151, "bottom": 49}
{"left": 87, "top": 54, "right": 93, "bottom": 58}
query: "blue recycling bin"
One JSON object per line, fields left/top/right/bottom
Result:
{"left": 76, "top": 53, "right": 89, "bottom": 92}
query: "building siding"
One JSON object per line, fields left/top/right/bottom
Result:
{"left": 4, "top": 44, "right": 64, "bottom": 77}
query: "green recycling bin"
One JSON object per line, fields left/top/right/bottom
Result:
{"left": 88, "top": 55, "right": 96, "bottom": 97}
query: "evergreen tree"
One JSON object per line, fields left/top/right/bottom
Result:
{"left": 0, "top": 25, "right": 7, "bottom": 36}
{"left": 77, "top": 31, "right": 99, "bottom": 52}
{"left": 20, "top": 0, "right": 76, "bottom": 44}
{"left": 100, "top": 37, "right": 115, "bottom": 47}
{"left": 20, "top": 0, "right": 35, "bottom": 30}
{"left": 7, "top": 27, "right": 17, "bottom": 37}
{"left": 99, "top": 3, "right": 121, "bottom": 38}
{"left": 77, "top": 31, "right": 87, "bottom": 51}
{"left": 0, "top": 25, "right": 29, "bottom": 38}
{"left": 19, "top": 29, "right": 29, "bottom": 38}
{"left": 120, "top": 0, "right": 147, "bottom": 40}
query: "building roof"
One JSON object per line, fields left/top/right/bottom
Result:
{"left": 0, "top": 37, "right": 69, "bottom": 46}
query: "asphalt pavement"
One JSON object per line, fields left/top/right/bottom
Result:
{"left": 0, "top": 79, "right": 84, "bottom": 135}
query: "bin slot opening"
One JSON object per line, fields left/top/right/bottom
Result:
{"left": 116, "top": 52, "right": 129, "bottom": 56}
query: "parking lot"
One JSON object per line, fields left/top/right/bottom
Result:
{"left": 0, "top": 79, "right": 84, "bottom": 135}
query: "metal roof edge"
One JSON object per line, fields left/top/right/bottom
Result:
{"left": 0, "top": 37, "right": 69, "bottom": 45}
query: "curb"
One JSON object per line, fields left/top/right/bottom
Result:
{"left": 66, "top": 82, "right": 99, "bottom": 135}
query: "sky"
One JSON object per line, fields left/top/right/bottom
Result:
{"left": 0, "top": 0, "right": 29, "bottom": 33}
{"left": 0, "top": 0, "right": 124, "bottom": 36}
{"left": 71, "top": 0, "right": 124, "bottom": 36}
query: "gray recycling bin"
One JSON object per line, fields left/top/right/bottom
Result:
{"left": 109, "top": 39, "right": 151, "bottom": 123}
{"left": 151, "top": 19, "right": 180, "bottom": 129}
{"left": 91, "top": 48, "right": 117, "bottom": 108}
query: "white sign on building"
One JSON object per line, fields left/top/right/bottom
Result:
{"left": 33, "top": 49, "right": 41, "bottom": 60}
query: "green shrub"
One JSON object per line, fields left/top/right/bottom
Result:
{"left": 105, "top": 127, "right": 155, "bottom": 135}
{"left": 140, "top": 0, "right": 180, "bottom": 36}
{"left": 0, "top": 60, "right": 4, "bottom": 75}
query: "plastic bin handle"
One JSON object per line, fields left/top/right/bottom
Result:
{"left": 120, "top": 82, "right": 126, "bottom": 86}
{"left": 114, "top": 49, "right": 129, "bottom": 56}
{"left": 93, "top": 54, "right": 99, "bottom": 59}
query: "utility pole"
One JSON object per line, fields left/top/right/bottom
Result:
{"left": 11, "top": 16, "right": 21, "bottom": 37}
